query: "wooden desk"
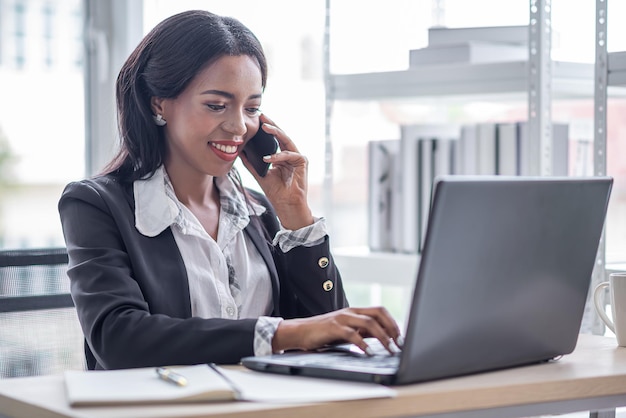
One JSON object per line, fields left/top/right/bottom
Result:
{"left": 1, "top": 334, "right": 625, "bottom": 418}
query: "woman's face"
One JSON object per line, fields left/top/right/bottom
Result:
{"left": 154, "top": 55, "right": 263, "bottom": 178}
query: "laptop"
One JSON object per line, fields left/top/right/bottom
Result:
{"left": 242, "top": 176, "right": 613, "bottom": 385}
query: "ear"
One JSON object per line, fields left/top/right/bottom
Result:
{"left": 150, "top": 97, "right": 165, "bottom": 116}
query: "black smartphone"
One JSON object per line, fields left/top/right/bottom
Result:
{"left": 243, "top": 125, "right": 279, "bottom": 177}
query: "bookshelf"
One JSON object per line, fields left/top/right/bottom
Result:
{"left": 330, "top": 61, "right": 596, "bottom": 101}
{"left": 323, "top": 1, "right": 616, "bottom": 233}
{"left": 324, "top": 0, "right": 625, "bottom": 332}
{"left": 324, "top": 0, "right": 589, "bottom": 249}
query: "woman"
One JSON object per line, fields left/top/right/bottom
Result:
{"left": 58, "top": 10, "right": 401, "bottom": 370}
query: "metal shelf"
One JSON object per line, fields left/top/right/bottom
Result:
{"left": 329, "top": 61, "right": 598, "bottom": 101}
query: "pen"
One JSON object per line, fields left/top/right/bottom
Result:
{"left": 155, "top": 367, "right": 188, "bottom": 387}
{"left": 208, "top": 363, "right": 242, "bottom": 399}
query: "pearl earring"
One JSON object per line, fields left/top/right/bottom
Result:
{"left": 152, "top": 114, "right": 167, "bottom": 126}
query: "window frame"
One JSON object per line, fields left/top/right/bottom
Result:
{"left": 83, "top": 0, "right": 143, "bottom": 177}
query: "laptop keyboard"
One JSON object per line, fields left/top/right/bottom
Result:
{"left": 325, "top": 338, "right": 402, "bottom": 356}
{"left": 319, "top": 353, "right": 400, "bottom": 369}
{"left": 309, "top": 338, "right": 402, "bottom": 370}
{"left": 366, "top": 338, "right": 402, "bottom": 356}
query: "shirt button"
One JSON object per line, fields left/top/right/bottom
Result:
{"left": 318, "top": 257, "right": 329, "bottom": 268}
{"left": 322, "top": 280, "right": 333, "bottom": 291}
{"left": 226, "top": 306, "right": 235, "bottom": 316}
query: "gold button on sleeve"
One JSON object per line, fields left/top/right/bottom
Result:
{"left": 322, "top": 280, "right": 333, "bottom": 291}
{"left": 318, "top": 257, "right": 329, "bottom": 268}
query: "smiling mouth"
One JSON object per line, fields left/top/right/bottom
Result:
{"left": 210, "top": 143, "right": 238, "bottom": 154}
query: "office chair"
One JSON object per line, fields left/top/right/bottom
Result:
{"left": 0, "top": 247, "right": 85, "bottom": 378}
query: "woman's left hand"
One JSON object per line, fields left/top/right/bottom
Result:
{"left": 240, "top": 114, "right": 314, "bottom": 230}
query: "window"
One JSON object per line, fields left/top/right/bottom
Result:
{"left": 14, "top": 0, "right": 26, "bottom": 69}
{"left": 70, "top": 8, "right": 81, "bottom": 69}
{"left": 0, "top": 0, "right": 84, "bottom": 249}
{"left": 42, "top": 2, "right": 54, "bottom": 69}
{"left": 0, "top": 0, "right": 4, "bottom": 66}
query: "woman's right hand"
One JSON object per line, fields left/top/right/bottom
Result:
{"left": 271, "top": 307, "right": 403, "bottom": 355}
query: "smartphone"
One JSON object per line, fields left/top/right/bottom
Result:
{"left": 243, "top": 125, "right": 279, "bottom": 177}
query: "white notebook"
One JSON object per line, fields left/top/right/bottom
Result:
{"left": 64, "top": 363, "right": 396, "bottom": 406}
{"left": 64, "top": 364, "right": 236, "bottom": 406}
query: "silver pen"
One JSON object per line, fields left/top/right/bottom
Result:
{"left": 208, "top": 363, "right": 242, "bottom": 399}
{"left": 156, "top": 367, "right": 188, "bottom": 387}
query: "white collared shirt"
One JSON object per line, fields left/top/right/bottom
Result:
{"left": 133, "top": 166, "right": 327, "bottom": 355}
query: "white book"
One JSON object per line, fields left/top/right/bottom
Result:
{"left": 64, "top": 364, "right": 396, "bottom": 407}
{"left": 421, "top": 137, "right": 457, "bottom": 252}
{"left": 427, "top": 25, "right": 528, "bottom": 46}
{"left": 418, "top": 138, "right": 434, "bottom": 254}
{"left": 368, "top": 139, "right": 400, "bottom": 252}
{"left": 393, "top": 134, "right": 421, "bottom": 254}
{"left": 518, "top": 122, "right": 569, "bottom": 176}
{"left": 433, "top": 138, "right": 456, "bottom": 180}
{"left": 457, "top": 124, "right": 479, "bottom": 174}
{"left": 518, "top": 122, "right": 531, "bottom": 175}
{"left": 476, "top": 123, "right": 498, "bottom": 175}
{"left": 395, "top": 125, "right": 459, "bottom": 254}
{"left": 497, "top": 123, "right": 519, "bottom": 175}
{"left": 409, "top": 41, "right": 527, "bottom": 67}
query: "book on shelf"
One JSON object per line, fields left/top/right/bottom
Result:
{"left": 418, "top": 137, "right": 457, "bottom": 252}
{"left": 394, "top": 125, "right": 459, "bottom": 254}
{"left": 458, "top": 121, "right": 569, "bottom": 177}
{"left": 457, "top": 125, "right": 479, "bottom": 174}
{"left": 433, "top": 137, "right": 456, "bottom": 181}
{"left": 368, "top": 139, "right": 400, "bottom": 252}
{"left": 409, "top": 41, "right": 527, "bottom": 67}
{"left": 497, "top": 123, "right": 519, "bottom": 175}
{"left": 367, "top": 121, "right": 572, "bottom": 255}
{"left": 393, "top": 130, "right": 422, "bottom": 254}
{"left": 417, "top": 137, "right": 433, "bottom": 254}
{"left": 518, "top": 122, "right": 569, "bottom": 176}
{"left": 458, "top": 122, "right": 494, "bottom": 175}
{"left": 476, "top": 123, "right": 498, "bottom": 175}
{"left": 427, "top": 25, "right": 528, "bottom": 47}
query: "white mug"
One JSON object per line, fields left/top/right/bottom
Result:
{"left": 594, "top": 272, "right": 626, "bottom": 346}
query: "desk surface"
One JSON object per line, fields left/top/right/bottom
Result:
{"left": 1, "top": 334, "right": 626, "bottom": 418}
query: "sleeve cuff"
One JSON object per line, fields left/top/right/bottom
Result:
{"left": 253, "top": 316, "right": 284, "bottom": 356}
{"left": 272, "top": 217, "right": 328, "bottom": 253}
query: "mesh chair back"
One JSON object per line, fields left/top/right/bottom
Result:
{"left": 0, "top": 248, "right": 85, "bottom": 378}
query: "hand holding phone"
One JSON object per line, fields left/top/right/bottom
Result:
{"left": 242, "top": 124, "right": 279, "bottom": 177}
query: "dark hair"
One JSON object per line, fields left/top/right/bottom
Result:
{"left": 103, "top": 10, "right": 268, "bottom": 181}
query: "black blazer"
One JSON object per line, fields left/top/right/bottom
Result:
{"left": 58, "top": 175, "right": 348, "bottom": 370}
